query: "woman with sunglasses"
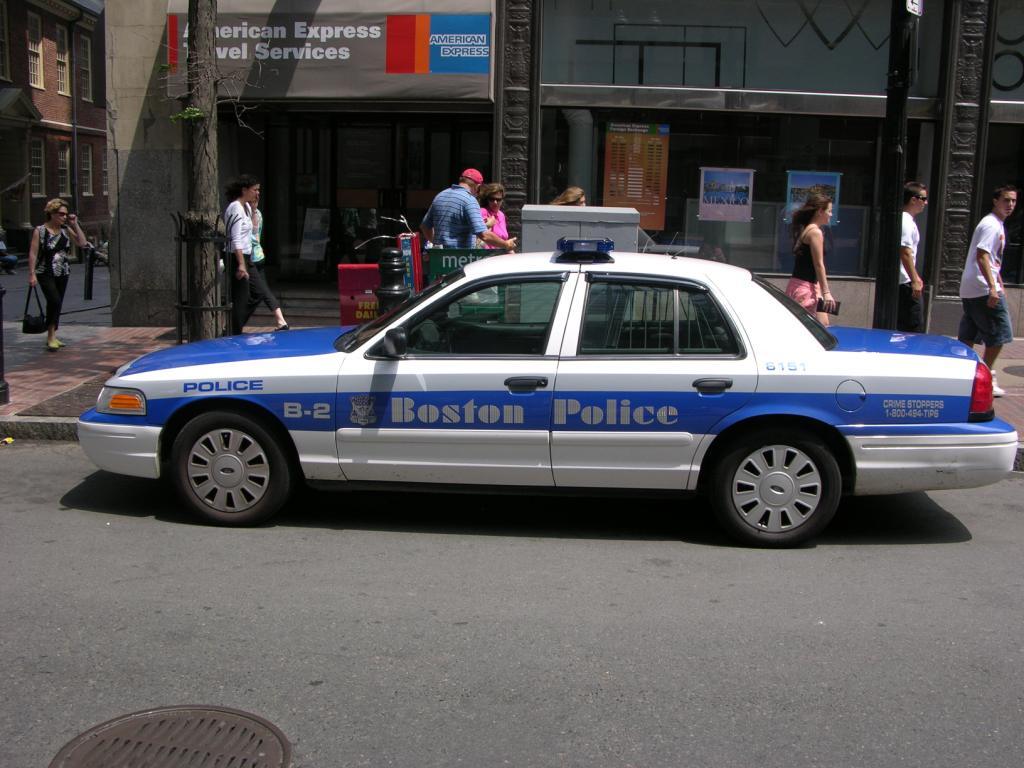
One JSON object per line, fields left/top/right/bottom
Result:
{"left": 28, "top": 198, "right": 89, "bottom": 350}
{"left": 477, "top": 182, "right": 517, "bottom": 251}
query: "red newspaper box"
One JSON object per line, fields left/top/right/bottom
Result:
{"left": 337, "top": 263, "right": 380, "bottom": 325}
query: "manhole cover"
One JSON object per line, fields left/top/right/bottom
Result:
{"left": 1002, "top": 365, "right": 1024, "bottom": 379}
{"left": 48, "top": 706, "right": 291, "bottom": 768}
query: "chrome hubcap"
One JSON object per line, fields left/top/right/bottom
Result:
{"left": 186, "top": 428, "right": 270, "bottom": 513}
{"left": 730, "top": 444, "right": 822, "bottom": 532}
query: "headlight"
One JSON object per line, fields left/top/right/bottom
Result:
{"left": 97, "top": 386, "right": 147, "bottom": 416}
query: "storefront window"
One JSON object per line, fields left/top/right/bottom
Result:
{"left": 993, "top": 0, "right": 1024, "bottom": 101}
{"left": 230, "top": 112, "right": 492, "bottom": 279}
{"left": 540, "top": 107, "right": 931, "bottom": 278}
{"left": 982, "top": 0, "right": 1024, "bottom": 284}
{"left": 541, "top": 0, "right": 942, "bottom": 98}
{"left": 982, "top": 124, "right": 1024, "bottom": 284}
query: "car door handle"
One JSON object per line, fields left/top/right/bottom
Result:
{"left": 505, "top": 377, "right": 549, "bottom": 392}
{"left": 693, "top": 378, "right": 733, "bottom": 394}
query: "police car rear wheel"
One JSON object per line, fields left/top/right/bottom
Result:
{"left": 171, "top": 412, "right": 292, "bottom": 526}
{"left": 712, "top": 430, "right": 841, "bottom": 547}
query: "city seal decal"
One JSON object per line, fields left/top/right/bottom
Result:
{"left": 349, "top": 394, "right": 378, "bottom": 426}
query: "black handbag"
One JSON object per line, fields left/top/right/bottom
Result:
{"left": 816, "top": 297, "right": 841, "bottom": 316}
{"left": 22, "top": 284, "right": 47, "bottom": 334}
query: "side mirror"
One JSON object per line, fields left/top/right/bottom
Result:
{"left": 377, "top": 327, "right": 408, "bottom": 358}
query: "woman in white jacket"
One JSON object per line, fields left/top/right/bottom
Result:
{"left": 224, "top": 175, "right": 259, "bottom": 334}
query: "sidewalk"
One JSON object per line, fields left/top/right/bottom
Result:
{"left": 0, "top": 323, "right": 177, "bottom": 439}
{"left": 993, "top": 345, "right": 1024, "bottom": 469}
{"left": 2, "top": 324, "right": 1023, "bottom": 465}
{"left": 0, "top": 321, "right": 277, "bottom": 439}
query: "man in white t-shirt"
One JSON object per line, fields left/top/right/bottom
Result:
{"left": 898, "top": 182, "right": 928, "bottom": 332}
{"left": 958, "top": 185, "right": 1018, "bottom": 397}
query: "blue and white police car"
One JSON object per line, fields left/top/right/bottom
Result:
{"left": 79, "top": 240, "right": 1018, "bottom": 546}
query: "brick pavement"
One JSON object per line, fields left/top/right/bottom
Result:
{"left": 0, "top": 326, "right": 174, "bottom": 418}
{"left": 0, "top": 325, "right": 176, "bottom": 438}
{"left": 987, "top": 337, "right": 1024, "bottom": 439}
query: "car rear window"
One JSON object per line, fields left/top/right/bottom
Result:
{"left": 754, "top": 276, "right": 837, "bottom": 350}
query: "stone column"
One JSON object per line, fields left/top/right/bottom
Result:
{"left": 929, "top": 0, "right": 996, "bottom": 333}
{"left": 493, "top": 0, "right": 536, "bottom": 239}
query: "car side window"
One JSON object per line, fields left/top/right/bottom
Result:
{"left": 580, "top": 282, "right": 674, "bottom": 354}
{"left": 405, "top": 279, "right": 562, "bottom": 355}
{"left": 678, "top": 289, "right": 739, "bottom": 355}
{"left": 580, "top": 281, "right": 738, "bottom": 355}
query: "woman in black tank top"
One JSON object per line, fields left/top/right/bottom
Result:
{"left": 785, "top": 192, "right": 836, "bottom": 325}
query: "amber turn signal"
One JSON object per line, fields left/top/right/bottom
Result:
{"left": 97, "top": 387, "right": 147, "bottom": 416}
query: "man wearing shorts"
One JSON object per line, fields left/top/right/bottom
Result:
{"left": 958, "top": 185, "right": 1017, "bottom": 397}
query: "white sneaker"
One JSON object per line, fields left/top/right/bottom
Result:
{"left": 991, "top": 374, "right": 1006, "bottom": 398}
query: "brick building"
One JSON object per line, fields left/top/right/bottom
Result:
{"left": 0, "top": 0, "right": 107, "bottom": 253}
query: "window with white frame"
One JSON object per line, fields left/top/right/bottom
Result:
{"left": 79, "top": 35, "right": 92, "bottom": 102}
{"left": 58, "top": 143, "right": 70, "bottom": 196}
{"left": 102, "top": 150, "right": 108, "bottom": 195}
{"left": 0, "top": 1, "right": 11, "bottom": 82}
{"left": 56, "top": 26, "right": 69, "bottom": 95}
{"left": 27, "top": 12, "right": 42, "bottom": 88}
{"left": 30, "top": 139, "right": 44, "bottom": 196}
{"left": 81, "top": 144, "right": 93, "bottom": 196}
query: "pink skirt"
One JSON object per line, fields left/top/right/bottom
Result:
{"left": 785, "top": 277, "right": 819, "bottom": 313}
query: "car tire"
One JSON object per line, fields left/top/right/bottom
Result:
{"left": 171, "top": 411, "right": 293, "bottom": 526}
{"left": 711, "top": 429, "right": 841, "bottom": 547}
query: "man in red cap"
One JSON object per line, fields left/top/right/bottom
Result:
{"left": 420, "top": 168, "right": 517, "bottom": 250}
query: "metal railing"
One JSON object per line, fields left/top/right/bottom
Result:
{"left": 171, "top": 212, "right": 233, "bottom": 343}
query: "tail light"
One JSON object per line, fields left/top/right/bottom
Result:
{"left": 969, "top": 363, "right": 994, "bottom": 421}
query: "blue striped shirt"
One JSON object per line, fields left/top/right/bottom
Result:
{"left": 421, "top": 185, "right": 486, "bottom": 248}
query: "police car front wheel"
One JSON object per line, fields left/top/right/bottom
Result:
{"left": 171, "top": 411, "right": 294, "bottom": 526}
{"left": 711, "top": 430, "right": 841, "bottom": 547}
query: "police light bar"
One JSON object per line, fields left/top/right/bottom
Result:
{"left": 554, "top": 237, "right": 615, "bottom": 262}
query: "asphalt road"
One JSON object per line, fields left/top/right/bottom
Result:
{"left": 2, "top": 441, "right": 1023, "bottom": 767}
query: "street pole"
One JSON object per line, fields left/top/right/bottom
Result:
{"left": 0, "top": 281, "right": 8, "bottom": 405}
{"left": 872, "top": 0, "right": 920, "bottom": 330}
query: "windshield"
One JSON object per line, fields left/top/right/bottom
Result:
{"left": 753, "top": 276, "right": 837, "bottom": 350}
{"left": 335, "top": 269, "right": 465, "bottom": 352}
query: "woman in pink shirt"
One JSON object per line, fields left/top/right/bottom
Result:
{"left": 477, "top": 182, "right": 516, "bottom": 251}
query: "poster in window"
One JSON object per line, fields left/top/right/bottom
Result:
{"left": 785, "top": 170, "right": 841, "bottom": 225}
{"left": 299, "top": 207, "right": 331, "bottom": 262}
{"left": 698, "top": 168, "right": 754, "bottom": 222}
{"left": 602, "top": 123, "right": 670, "bottom": 230}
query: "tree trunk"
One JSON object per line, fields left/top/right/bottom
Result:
{"left": 186, "top": 0, "right": 220, "bottom": 340}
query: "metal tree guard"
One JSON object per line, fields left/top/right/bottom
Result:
{"left": 172, "top": 212, "right": 232, "bottom": 343}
